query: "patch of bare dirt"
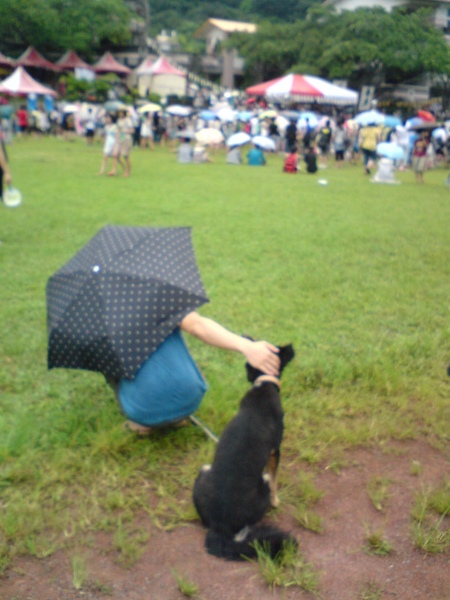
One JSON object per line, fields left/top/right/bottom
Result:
{"left": 2, "top": 440, "right": 449, "bottom": 600}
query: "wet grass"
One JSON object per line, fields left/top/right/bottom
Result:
{"left": 0, "top": 136, "right": 449, "bottom": 574}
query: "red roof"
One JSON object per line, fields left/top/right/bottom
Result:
{"left": 93, "top": 52, "right": 131, "bottom": 75}
{"left": 0, "top": 66, "right": 57, "bottom": 96}
{"left": 148, "top": 56, "right": 186, "bottom": 77}
{"left": 16, "top": 46, "right": 60, "bottom": 71}
{"left": 56, "top": 50, "right": 92, "bottom": 71}
{"left": 0, "top": 52, "right": 16, "bottom": 69}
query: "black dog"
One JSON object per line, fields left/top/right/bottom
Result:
{"left": 193, "top": 344, "right": 296, "bottom": 560}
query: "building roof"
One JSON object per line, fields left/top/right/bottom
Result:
{"left": 56, "top": 50, "right": 92, "bottom": 71}
{"left": 93, "top": 52, "right": 131, "bottom": 75}
{"left": 16, "top": 46, "right": 60, "bottom": 71}
{"left": 194, "top": 18, "right": 257, "bottom": 39}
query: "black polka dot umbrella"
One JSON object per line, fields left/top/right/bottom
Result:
{"left": 46, "top": 226, "right": 209, "bottom": 380}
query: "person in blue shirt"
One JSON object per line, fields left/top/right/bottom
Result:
{"left": 112, "top": 311, "right": 280, "bottom": 435}
{"left": 247, "top": 143, "right": 266, "bottom": 166}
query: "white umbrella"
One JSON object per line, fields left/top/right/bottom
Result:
{"left": 251, "top": 136, "right": 276, "bottom": 151}
{"left": 166, "top": 105, "right": 193, "bottom": 117}
{"left": 217, "top": 107, "right": 236, "bottom": 122}
{"left": 196, "top": 128, "right": 224, "bottom": 145}
{"left": 63, "top": 103, "right": 79, "bottom": 114}
{"left": 226, "top": 132, "right": 251, "bottom": 147}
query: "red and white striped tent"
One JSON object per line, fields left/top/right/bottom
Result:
{"left": 17, "top": 46, "right": 60, "bottom": 72}
{"left": 56, "top": 50, "right": 92, "bottom": 71}
{"left": 0, "top": 66, "right": 57, "bottom": 96}
{"left": 93, "top": 52, "right": 131, "bottom": 75}
{"left": 246, "top": 74, "right": 358, "bottom": 106}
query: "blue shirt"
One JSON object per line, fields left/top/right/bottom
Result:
{"left": 119, "top": 328, "right": 207, "bottom": 426}
{"left": 247, "top": 147, "right": 265, "bottom": 166}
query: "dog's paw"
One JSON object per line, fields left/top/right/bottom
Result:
{"left": 201, "top": 464, "right": 212, "bottom": 473}
{"left": 270, "top": 493, "right": 280, "bottom": 508}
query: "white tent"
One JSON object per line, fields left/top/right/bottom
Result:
{"left": 135, "top": 55, "right": 186, "bottom": 98}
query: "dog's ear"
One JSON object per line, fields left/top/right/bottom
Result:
{"left": 278, "top": 344, "right": 295, "bottom": 373}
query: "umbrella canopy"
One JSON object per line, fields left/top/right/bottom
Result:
{"left": 226, "top": 132, "right": 251, "bottom": 147}
{"left": 104, "top": 100, "right": 128, "bottom": 112}
{"left": 196, "top": 128, "right": 224, "bottom": 145}
{"left": 93, "top": 52, "right": 131, "bottom": 75}
{"left": 16, "top": 46, "right": 60, "bottom": 71}
{"left": 252, "top": 135, "right": 276, "bottom": 151}
{"left": 166, "top": 105, "right": 193, "bottom": 117}
{"left": 137, "top": 102, "right": 162, "bottom": 114}
{"left": 417, "top": 109, "right": 435, "bottom": 123}
{"left": 176, "top": 129, "right": 196, "bottom": 140}
{"left": 246, "top": 74, "right": 358, "bottom": 105}
{"left": 0, "top": 66, "right": 57, "bottom": 97}
{"left": 47, "top": 226, "right": 209, "bottom": 380}
{"left": 354, "top": 110, "right": 385, "bottom": 126}
{"left": 56, "top": 50, "right": 92, "bottom": 71}
{"left": 376, "top": 142, "right": 405, "bottom": 160}
{"left": 258, "top": 109, "right": 278, "bottom": 120}
{"left": 199, "top": 110, "right": 218, "bottom": 121}
{"left": 408, "top": 120, "right": 442, "bottom": 132}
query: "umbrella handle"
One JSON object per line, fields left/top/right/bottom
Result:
{"left": 188, "top": 415, "right": 218, "bottom": 443}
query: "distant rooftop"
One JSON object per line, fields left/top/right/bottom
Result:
{"left": 194, "top": 18, "right": 257, "bottom": 39}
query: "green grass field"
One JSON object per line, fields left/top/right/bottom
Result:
{"left": 0, "top": 137, "right": 449, "bottom": 571}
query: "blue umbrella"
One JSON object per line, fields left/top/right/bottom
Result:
{"left": 376, "top": 142, "right": 405, "bottom": 160}
{"left": 199, "top": 110, "right": 217, "bottom": 121}
{"left": 384, "top": 115, "right": 402, "bottom": 128}
{"left": 355, "top": 110, "right": 385, "bottom": 126}
{"left": 237, "top": 111, "right": 254, "bottom": 122}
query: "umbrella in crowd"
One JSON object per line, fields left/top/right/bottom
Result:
{"left": 176, "top": 129, "right": 196, "bottom": 140}
{"left": 62, "top": 103, "right": 79, "bottom": 114}
{"left": 258, "top": 109, "right": 278, "bottom": 120}
{"left": 104, "top": 100, "right": 128, "bottom": 113}
{"left": 417, "top": 109, "right": 435, "bottom": 122}
{"left": 166, "top": 105, "right": 193, "bottom": 117}
{"left": 376, "top": 142, "right": 405, "bottom": 161}
{"left": 354, "top": 110, "right": 385, "bottom": 126}
{"left": 196, "top": 128, "right": 224, "bottom": 145}
{"left": 408, "top": 120, "right": 442, "bottom": 132}
{"left": 137, "top": 102, "right": 162, "bottom": 114}
{"left": 47, "top": 226, "right": 209, "bottom": 381}
{"left": 226, "top": 132, "right": 251, "bottom": 147}
{"left": 199, "top": 110, "right": 217, "bottom": 121}
{"left": 384, "top": 115, "right": 402, "bottom": 128}
{"left": 251, "top": 135, "right": 276, "bottom": 151}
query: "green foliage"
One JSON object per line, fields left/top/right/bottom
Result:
{"left": 230, "top": 6, "right": 450, "bottom": 86}
{"left": 0, "top": 0, "right": 132, "bottom": 57}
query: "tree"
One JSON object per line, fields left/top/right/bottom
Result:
{"left": 0, "top": 0, "right": 133, "bottom": 58}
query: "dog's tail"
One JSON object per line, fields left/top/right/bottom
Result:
{"left": 205, "top": 525, "right": 297, "bottom": 561}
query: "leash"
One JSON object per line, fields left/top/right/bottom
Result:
{"left": 189, "top": 415, "right": 219, "bottom": 444}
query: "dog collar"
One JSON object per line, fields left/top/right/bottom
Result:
{"left": 253, "top": 375, "right": 281, "bottom": 389}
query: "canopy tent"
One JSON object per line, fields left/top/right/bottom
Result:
{"left": 136, "top": 55, "right": 186, "bottom": 98}
{"left": 0, "top": 66, "right": 57, "bottom": 96}
{"left": 16, "top": 46, "right": 60, "bottom": 71}
{"left": 0, "top": 52, "right": 16, "bottom": 69}
{"left": 93, "top": 52, "right": 131, "bottom": 75}
{"left": 246, "top": 74, "right": 358, "bottom": 106}
{"left": 56, "top": 50, "right": 92, "bottom": 71}
{"left": 134, "top": 55, "right": 154, "bottom": 76}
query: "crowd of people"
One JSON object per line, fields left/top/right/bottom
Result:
{"left": 1, "top": 96, "right": 449, "bottom": 187}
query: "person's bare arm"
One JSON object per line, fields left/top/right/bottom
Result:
{"left": 180, "top": 312, "right": 280, "bottom": 376}
{"left": 0, "top": 143, "right": 11, "bottom": 185}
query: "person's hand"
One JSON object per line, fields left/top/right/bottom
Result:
{"left": 243, "top": 341, "right": 280, "bottom": 376}
{"left": 4, "top": 170, "right": 12, "bottom": 186}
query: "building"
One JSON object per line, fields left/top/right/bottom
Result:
{"left": 194, "top": 18, "right": 257, "bottom": 88}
